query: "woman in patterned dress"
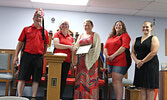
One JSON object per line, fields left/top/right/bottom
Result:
{"left": 74, "top": 19, "right": 101, "bottom": 99}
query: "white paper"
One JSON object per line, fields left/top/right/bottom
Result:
{"left": 76, "top": 44, "right": 92, "bottom": 55}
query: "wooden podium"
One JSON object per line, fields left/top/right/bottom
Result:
{"left": 44, "top": 53, "right": 67, "bottom": 100}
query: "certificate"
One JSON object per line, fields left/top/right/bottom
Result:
{"left": 76, "top": 44, "right": 92, "bottom": 55}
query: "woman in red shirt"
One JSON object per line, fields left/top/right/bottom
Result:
{"left": 53, "top": 19, "right": 74, "bottom": 99}
{"left": 104, "top": 20, "right": 131, "bottom": 100}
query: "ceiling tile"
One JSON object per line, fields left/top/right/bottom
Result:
{"left": 143, "top": 1, "right": 167, "bottom": 11}
{"left": 155, "top": 0, "right": 167, "bottom": 3}
{"left": 136, "top": 10, "right": 167, "bottom": 18}
{"left": 0, "top": 1, "right": 32, "bottom": 8}
{"left": 0, "top": 0, "right": 167, "bottom": 18}
{"left": 88, "top": 0, "right": 151, "bottom": 9}
{"left": 86, "top": 7, "right": 139, "bottom": 15}
{"left": 31, "top": 3, "right": 86, "bottom": 12}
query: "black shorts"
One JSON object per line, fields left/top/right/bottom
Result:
{"left": 18, "top": 52, "right": 43, "bottom": 82}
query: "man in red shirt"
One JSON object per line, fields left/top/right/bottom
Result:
{"left": 13, "top": 8, "right": 49, "bottom": 100}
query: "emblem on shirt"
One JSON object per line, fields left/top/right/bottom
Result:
{"left": 68, "top": 37, "right": 72, "bottom": 40}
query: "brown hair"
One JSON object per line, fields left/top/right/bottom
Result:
{"left": 108, "top": 20, "right": 127, "bottom": 38}
{"left": 143, "top": 21, "right": 152, "bottom": 28}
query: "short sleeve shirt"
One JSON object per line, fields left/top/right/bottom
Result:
{"left": 18, "top": 24, "right": 49, "bottom": 55}
{"left": 53, "top": 31, "right": 74, "bottom": 63}
{"left": 104, "top": 33, "right": 131, "bottom": 67}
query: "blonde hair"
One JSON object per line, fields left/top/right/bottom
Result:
{"left": 59, "top": 19, "right": 69, "bottom": 30}
{"left": 84, "top": 19, "right": 94, "bottom": 26}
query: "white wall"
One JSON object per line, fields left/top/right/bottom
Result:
{"left": 0, "top": 6, "right": 167, "bottom": 97}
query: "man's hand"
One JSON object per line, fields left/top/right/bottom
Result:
{"left": 13, "top": 56, "right": 19, "bottom": 65}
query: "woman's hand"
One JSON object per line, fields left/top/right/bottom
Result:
{"left": 136, "top": 60, "right": 144, "bottom": 69}
{"left": 72, "top": 46, "right": 77, "bottom": 51}
{"left": 108, "top": 55, "right": 115, "bottom": 61}
{"left": 69, "top": 45, "right": 76, "bottom": 51}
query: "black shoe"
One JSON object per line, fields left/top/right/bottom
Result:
{"left": 30, "top": 97, "right": 36, "bottom": 100}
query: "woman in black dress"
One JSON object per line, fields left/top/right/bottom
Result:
{"left": 131, "top": 21, "right": 159, "bottom": 100}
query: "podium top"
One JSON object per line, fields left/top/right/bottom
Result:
{"left": 44, "top": 53, "right": 67, "bottom": 63}
{"left": 53, "top": 53, "right": 67, "bottom": 56}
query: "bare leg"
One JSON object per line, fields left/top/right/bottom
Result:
{"left": 141, "top": 88, "right": 147, "bottom": 100}
{"left": 147, "top": 88, "right": 155, "bottom": 100}
{"left": 32, "top": 82, "right": 39, "bottom": 97}
{"left": 112, "top": 72, "right": 124, "bottom": 100}
{"left": 17, "top": 80, "right": 25, "bottom": 97}
{"left": 155, "top": 91, "right": 159, "bottom": 100}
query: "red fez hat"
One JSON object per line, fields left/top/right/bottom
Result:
{"left": 34, "top": 8, "right": 44, "bottom": 18}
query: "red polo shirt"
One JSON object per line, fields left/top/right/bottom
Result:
{"left": 104, "top": 33, "right": 131, "bottom": 67}
{"left": 53, "top": 31, "right": 74, "bottom": 63}
{"left": 18, "top": 24, "right": 49, "bottom": 55}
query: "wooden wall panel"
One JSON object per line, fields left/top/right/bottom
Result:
{"left": 159, "top": 70, "right": 167, "bottom": 100}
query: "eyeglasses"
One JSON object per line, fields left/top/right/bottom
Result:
{"left": 61, "top": 23, "right": 68, "bottom": 26}
{"left": 34, "top": 15, "right": 43, "bottom": 18}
